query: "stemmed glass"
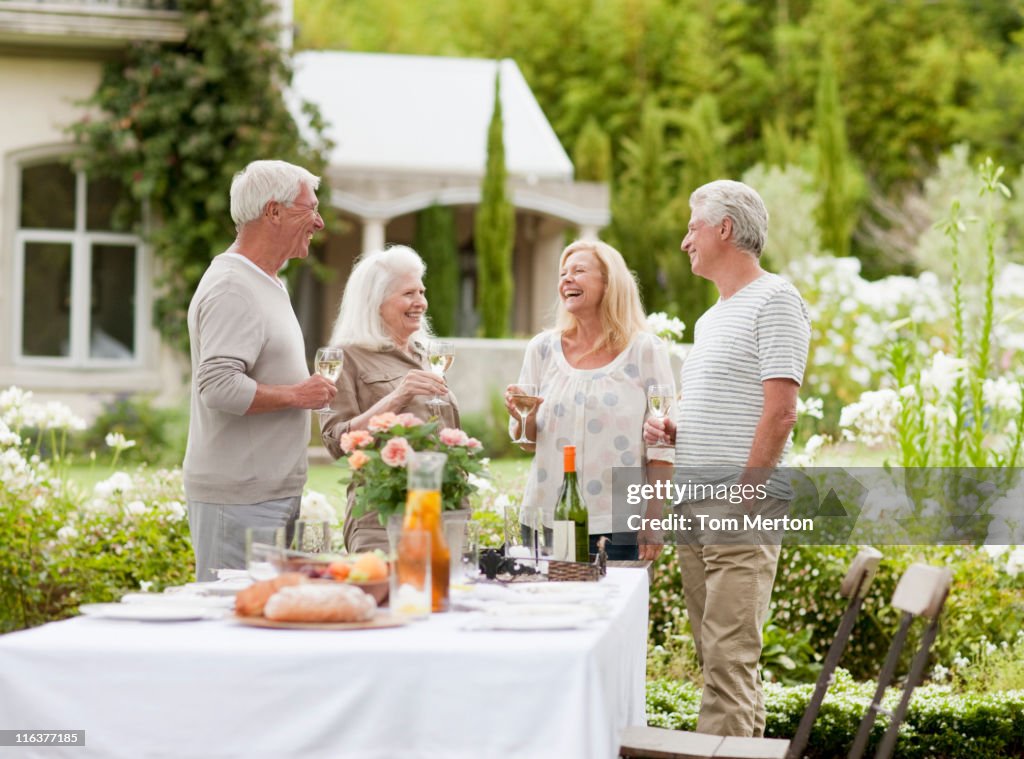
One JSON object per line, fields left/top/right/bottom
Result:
{"left": 426, "top": 340, "right": 454, "bottom": 407}
{"left": 646, "top": 384, "right": 673, "bottom": 449}
{"left": 314, "top": 347, "right": 344, "bottom": 413}
{"left": 508, "top": 383, "right": 540, "bottom": 445}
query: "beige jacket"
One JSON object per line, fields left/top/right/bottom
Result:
{"left": 321, "top": 343, "right": 459, "bottom": 552}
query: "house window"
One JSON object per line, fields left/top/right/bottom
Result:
{"left": 14, "top": 160, "right": 143, "bottom": 365}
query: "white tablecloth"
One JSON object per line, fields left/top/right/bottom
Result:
{"left": 0, "top": 568, "right": 648, "bottom": 759}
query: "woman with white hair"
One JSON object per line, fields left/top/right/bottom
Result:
{"left": 321, "top": 245, "right": 458, "bottom": 552}
{"left": 505, "top": 239, "right": 675, "bottom": 561}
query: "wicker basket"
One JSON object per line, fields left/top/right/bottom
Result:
{"left": 547, "top": 560, "right": 602, "bottom": 582}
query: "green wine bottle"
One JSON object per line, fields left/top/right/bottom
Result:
{"left": 553, "top": 445, "right": 589, "bottom": 562}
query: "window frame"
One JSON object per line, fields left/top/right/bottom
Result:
{"left": 11, "top": 154, "right": 149, "bottom": 369}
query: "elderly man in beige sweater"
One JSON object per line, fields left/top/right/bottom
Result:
{"left": 183, "top": 160, "right": 336, "bottom": 580}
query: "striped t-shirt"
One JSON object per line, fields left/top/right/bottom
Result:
{"left": 675, "top": 272, "right": 810, "bottom": 499}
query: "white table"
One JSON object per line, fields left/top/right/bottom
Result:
{"left": 0, "top": 568, "right": 648, "bottom": 759}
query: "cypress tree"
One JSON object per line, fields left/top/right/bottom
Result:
{"left": 475, "top": 68, "right": 515, "bottom": 338}
{"left": 573, "top": 117, "right": 612, "bottom": 182}
{"left": 814, "top": 45, "right": 862, "bottom": 258}
{"left": 415, "top": 204, "right": 459, "bottom": 336}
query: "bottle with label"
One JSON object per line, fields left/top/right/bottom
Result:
{"left": 552, "top": 444, "right": 589, "bottom": 562}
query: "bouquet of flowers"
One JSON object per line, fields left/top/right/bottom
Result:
{"left": 340, "top": 412, "right": 487, "bottom": 524}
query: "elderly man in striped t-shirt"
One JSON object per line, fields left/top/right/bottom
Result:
{"left": 645, "top": 179, "right": 811, "bottom": 738}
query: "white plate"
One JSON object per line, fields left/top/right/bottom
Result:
{"left": 78, "top": 604, "right": 222, "bottom": 622}
{"left": 182, "top": 578, "right": 253, "bottom": 596}
{"left": 120, "top": 593, "right": 234, "bottom": 609}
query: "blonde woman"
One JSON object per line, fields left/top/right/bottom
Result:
{"left": 505, "top": 240, "right": 674, "bottom": 560}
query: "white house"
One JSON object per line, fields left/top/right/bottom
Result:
{"left": 0, "top": 4, "right": 609, "bottom": 416}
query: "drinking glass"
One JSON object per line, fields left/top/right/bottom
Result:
{"left": 386, "top": 513, "right": 404, "bottom": 559}
{"left": 314, "top": 347, "right": 344, "bottom": 412}
{"left": 461, "top": 522, "right": 481, "bottom": 581}
{"left": 520, "top": 504, "right": 551, "bottom": 566}
{"left": 426, "top": 340, "right": 454, "bottom": 407}
{"left": 391, "top": 529, "right": 432, "bottom": 619}
{"left": 646, "top": 384, "right": 674, "bottom": 449}
{"left": 293, "top": 520, "right": 332, "bottom": 553}
{"left": 443, "top": 517, "right": 469, "bottom": 585}
{"left": 405, "top": 451, "right": 450, "bottom": 613}
{"left": 245, "top": 526, "right": 285, "bottom": 581}
{"left": 507, "top": 383, "right": 540, "bottom": 445}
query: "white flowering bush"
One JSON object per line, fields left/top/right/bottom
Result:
{"left": 0, "top": 387, "right": 193, "bottom": 632}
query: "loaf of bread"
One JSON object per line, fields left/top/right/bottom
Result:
{"left": 263, "top": 583, "right": 377, "bottom": 623}
{"left": 235, "top": 573, "right": 307, "bottom": 617}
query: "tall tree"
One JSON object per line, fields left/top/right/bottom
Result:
{"left": 71, "top": 0, "right": 331, "bottom": 353}
{"left": 573, "top": 117, "right": 612, "bottom": 182}
{"left": 607, "top": 97, "right": 675, "bottom": 315}
{"left": 475, "top": 70, "right": 515, "bottom": 338}
{"left": 813, "top": 43, "right": 862, "bottom": 258}
{"left": 415, "top": 204, "right": 459, "bottom": 336}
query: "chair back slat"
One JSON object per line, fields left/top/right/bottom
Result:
{"left": 891, "top": 564, "right": 952, "bottom": 618}
{"left": 839, "top": 547, "right": 883, "bottom": 598}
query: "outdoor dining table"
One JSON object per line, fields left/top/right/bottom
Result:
{"left": 0, "top": 567, "right": 649, "bottom": 759}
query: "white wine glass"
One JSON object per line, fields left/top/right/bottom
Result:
{"left": 426, "top": 340, "right": 454, "bottom": 407}
{"left": 647, "top": 384, "right": 673, "bottom": 449}
{"left": 314, "top": 347, "right": 344, "bottom": 413}
{"left": 508, "top": 383, "right": 540, "bottom": 445}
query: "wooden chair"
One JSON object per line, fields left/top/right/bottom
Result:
{"left": 620, "top": 547, "right": 884, "bottom": 759}
{"left": 847, "top": 563, "right": 952, "bottom": 759}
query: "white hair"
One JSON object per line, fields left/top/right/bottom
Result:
{"left": 229, "top": 160, "right": 320, "bottom": 229}
{"left": 329, "top": 245, "right": 434, "bottom": 350}
{"left": 689, "top": 179, "right": 769, "bottom": 258}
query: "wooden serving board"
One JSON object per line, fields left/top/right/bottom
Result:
{"left": 233, "top": 612, "right": 407, "bottom": 631}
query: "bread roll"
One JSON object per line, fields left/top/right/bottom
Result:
{"left": 264, "top": 583, "right": 377, "bottom": 623}
{"left": 235, "top": 573, "right": 306, "bottom": 617}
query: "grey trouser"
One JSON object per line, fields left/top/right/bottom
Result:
{"left": 187, "top": 496, "right": 301, "bottom": 581}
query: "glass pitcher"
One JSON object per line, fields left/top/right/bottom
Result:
{"left": 403, "top": 451, "right": 450, "bottom": 612}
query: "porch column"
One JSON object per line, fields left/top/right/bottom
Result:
{"left": 578, "top": 224, "right": 599, "bottom": 241}
{"left": 361, "top": 217, "right": 387, "bottom": 253}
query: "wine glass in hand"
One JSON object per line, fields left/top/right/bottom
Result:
{"left": 314, "top": 347, "right": 344, "bottom": 413}
{"left": 646, "top": 384, "right": 673, "bottom": 448}
{"left": 508, "top": 384, "right": 540, "bottom": 445}
{"left": 426, "top": 341, "right": 454, "bottom": 407}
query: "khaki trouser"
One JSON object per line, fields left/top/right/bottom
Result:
{"left": 676, "top": 500, "right": 783, "bottom": 737}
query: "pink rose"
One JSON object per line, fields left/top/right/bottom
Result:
{"left": 368, "top": 412, "right": 401, "bottom": 432}
{"left": 396, "top": 413, "right": 425, "bottom": 428}
{"left": 439, "top": 428, "right": 469, "bottom": 447}
{"left": 380, "top": 437, "right": 412, "bottom": 467}
{"left": 466, "top": 437, "right": 483, "bottom": 451}
{"left": 348, "top": 450, "right": 370, "bottom": 470}
{"left": 339, "top": 430, "right": 373, "bottom": 454}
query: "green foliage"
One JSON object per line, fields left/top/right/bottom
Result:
{"left": 475, "top": 72, "right": 515, "bottom": 338}
{"left": 649, "top": 544, "right": 1024, "bottom": 683}
{"left": 647, "top": 670, "right": 1024, "bottom": 758}
{"left": 572, "top": 117, "right": 612, "bottom": 182}
{"left": 813, "top": 45, "right": 863, "bottom": 258}
{"left": 741, "top": 163, "right": 823, "bottom": 271}
{"left": 293, "top": 0, "right": 1024, "bottom": 282}
{"left": 79, "top": 395, "right": 186, "bottom": 466}
{"left": 70, "top": 0, "right": 332, "bottom": 353}
{"left": 415, "top": 205, "right": 459, "bottom": 337}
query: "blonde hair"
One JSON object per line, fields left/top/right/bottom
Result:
{"left": 329, "top": 245, "right": 433, "bottom": 350}
{"left": 553, "top": 240, "right": 648, "bottom": 354}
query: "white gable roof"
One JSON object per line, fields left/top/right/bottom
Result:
{"left": 290, "top": 51, "right": 573, "bottom": 181}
